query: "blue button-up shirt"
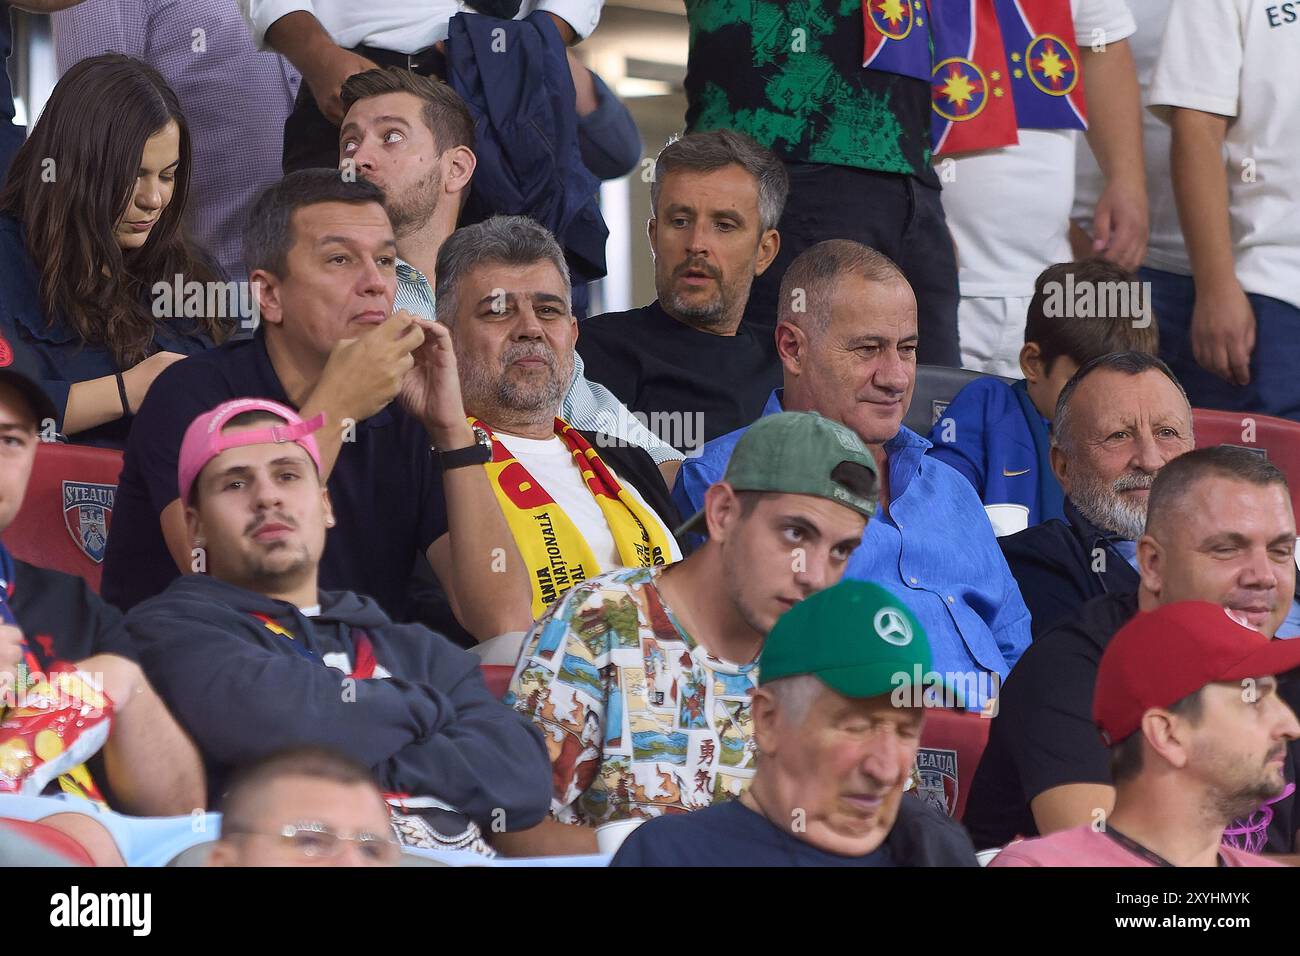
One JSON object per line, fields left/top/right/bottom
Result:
{"left": 673, "top": 390, "right": 1032, "bottom": 700}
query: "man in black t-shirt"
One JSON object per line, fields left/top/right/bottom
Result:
{"left": 577, "top": 132, "right": 785, "bottom": 454}
{"left": 101, "top": 170, "right": 532, "bottom": 642}
{"left": 967, "top": 446, "right": 1300, "bottom": 859}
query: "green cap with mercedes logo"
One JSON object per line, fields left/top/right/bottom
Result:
{"left": 677, "top": 411, "right": 879, "bottom": 537}
{"left": 760, "top": 580, "right": 933, "bottom": 700}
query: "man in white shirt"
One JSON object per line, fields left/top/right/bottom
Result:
{"left": 1147, "top": 0, "right": 1300, "bottom": 421}
{"left": 435, "top": 214, "right": 683, "bottom": 622}
{"left": 942, "top": 0, "right": 1147, "bottom": 377}
{"left": 237, "top": 0, "right": 601, "bottom": 171}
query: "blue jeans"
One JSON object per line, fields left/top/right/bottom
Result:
{"left": 1142, "top": 267, "right": 1300, "bottom": 421}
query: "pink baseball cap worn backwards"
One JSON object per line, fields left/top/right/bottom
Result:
{"left": 178, "top": 398, "right": 326, "bottom": 503}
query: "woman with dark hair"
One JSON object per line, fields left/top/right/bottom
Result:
{"left": 0, "top": 53, "right": 230, "bottom": 448}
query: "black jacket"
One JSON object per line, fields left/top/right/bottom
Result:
{"left": 125, "top": 575, "right": 552, "bottom": 828}
{"left": 999, "top": 498, "right": 1139, "bottom": 639}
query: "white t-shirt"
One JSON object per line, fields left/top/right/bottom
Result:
{"left": 1147, "top": 0, "right": 1300, "bottom": 310}
{"left": 941, "top": 0, "right": 1137, "bottom": 299}
{"left": 494, "top": 433, "right": 683, "bottom": 573}
{"left": 1073, "top": 0, "right": 1190, "bottom": 275}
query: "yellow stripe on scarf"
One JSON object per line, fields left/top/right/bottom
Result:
{"left": 471, "top": 417, "right": 674, "bottom": 618}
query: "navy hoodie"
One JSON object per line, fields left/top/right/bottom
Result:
{"left": 125, "top": 575, "right": 551, "bottom": 830}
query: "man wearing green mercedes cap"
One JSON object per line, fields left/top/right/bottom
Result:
{"left": 494, "top": 411, "right": 878, "bottom": 856}
{"left": 611, "top": 580, "right": 978, "bottom": 866}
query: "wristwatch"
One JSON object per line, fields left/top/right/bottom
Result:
{"left": 436, "top": 424, "right": 493, "bottom": 471}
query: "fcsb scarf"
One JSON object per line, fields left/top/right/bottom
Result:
{"left": 471, "top": 417, "right": 675, "bottom": 618}
{"left": 861, "top": 0, "right": 1087, "bottom": 155}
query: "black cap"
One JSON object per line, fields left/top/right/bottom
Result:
{"left": 0, "top": 368, "right": 57, "bottom": 429}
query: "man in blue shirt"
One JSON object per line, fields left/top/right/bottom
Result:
{"left": 611, "top": 581, "right": 977, "bottom": 866}
{"left": 673, "top": 240, "right": 1031, "bottom": 704}
{"left": 927, "top": 259, "right": 1160, "bottom": 537}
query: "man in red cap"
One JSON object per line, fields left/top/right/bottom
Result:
{"left": 992, "top": 600, "right": 1300, "bottom": 866}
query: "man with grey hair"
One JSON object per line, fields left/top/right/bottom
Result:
{"left": 674, "top": 239, "right": 1032, "bottom": 705}
{"left": 576, "top": 130, "right": 787, "bottom": 452}
{"left": 999, "top": 351, "right": 1196, "bottom": 639}
{"left": 435, "top": 215, "right": 682, "bottom": 621}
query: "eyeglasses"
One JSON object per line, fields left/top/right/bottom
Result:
{"left": 233, "top": 821, "right": 403, "bottom": 864}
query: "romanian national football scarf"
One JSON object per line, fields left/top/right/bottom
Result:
{"left": 471, "top": 417, "right": 675, "bottom": 617}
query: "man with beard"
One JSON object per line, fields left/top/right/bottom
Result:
{"left": 126, "top": 399, "right": 552, "bottom": 852}
{"left": 967, "top": 446, "right": 1300, "bottom": 860}
{"left": 991, "top": 600, "right": 1298, "bottom": 867}
{"left": 576, "top": 130, "right": 786, "bottom": 451}
{"left": 1000, "top": 352, "right": 1195, "bottom": 639}
{"left": 336, "top": 68, "right": 681, "bottom": 481}
{"left": 435, "top": 215, "right": 682, "bottom": 621}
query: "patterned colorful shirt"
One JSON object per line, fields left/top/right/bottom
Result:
{"left": 684, "top": 0, "right": 937, "bottom": 182}
{"left": 506, "top": 566, "right": 759, "bottom": 825}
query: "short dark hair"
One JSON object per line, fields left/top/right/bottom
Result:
{"left": 650, "top": 130, "right": 789, "bottom": 232}
{"left": 1146, "top": 445, "right": 1290, "bottom": 537}
{"left": 1110, "top": 688, "right": 1205, "bottom": 784}
{"left": 1052, "top": 351, "right": 1189, "bottom": 451}
{"left": 434, "top": 215, "right": 569, "bottom": 321}
{"left": 1025, "top": 260, "right": 1160, "bottom": 374}
{"left": 777, "top": 240, "right": 906, "bottom": 333}
{"left": 244, "top": 169, "right": 386, "bottom": 278}
{"left": 218, "top": 747, "right": 388, "bottom": 837}
{"left": 340, "top": 67, "right": 475, "bottom": 151}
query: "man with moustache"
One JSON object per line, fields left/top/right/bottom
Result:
{"left": 434, "top": 215, "right": 681, "bottom": 622}
{"left": 992, "top": 601, "right": 1297, "bottom": 868}
{"left": 968, "top": 446, "right": 1300, "bottom": 860}
{"left": 576, "top": 130, "right": 787, "bottom": 450}
{"left": 999, "top": 351, "right": 1196, "bottom": 639}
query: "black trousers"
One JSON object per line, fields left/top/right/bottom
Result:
{"left": 744, "top": 162, "right": 962, "bottom": 368}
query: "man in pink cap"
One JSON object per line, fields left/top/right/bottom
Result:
{"left": 124, "top": 398, "right": 552, "bottom": 853}
{"left": 992, "top": 600, "right": 1300, "bottom": 867}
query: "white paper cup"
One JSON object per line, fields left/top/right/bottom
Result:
{"left": 595, "top": 818, "right": 645, "bottom": 855}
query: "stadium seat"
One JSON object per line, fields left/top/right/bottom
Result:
{"left": 1191, "top": 407, "right": 1300, "bottom": 516}
{"left": 0, "top": 818, "right": 96, "bottom": 866}
{"left": 1, "top": 443, "right": 123, "bottom": 593}
{"left": 905, "top": 365, "right": 1015, "bottom": 437}
{"left": 481, "top": 663, "right": 513, "bottom": 700}
{"left": 916, "top": 708, "right": 992, "bottom": 822}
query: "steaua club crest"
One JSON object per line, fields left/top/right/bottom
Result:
{"left": 63, "top": 481, "right": 115, "bottom": 564}
{"left": 916, "top": 747, "right": 959, "bottom": 817}
{"left": 1026, "top": 33, "right": 1079, "bottom": 96}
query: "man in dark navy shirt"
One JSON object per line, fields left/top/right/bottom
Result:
{"left": 612, "top": 581, "right": 976, "bottom": 867}
{"left": 101, "top": 170, "right": 532, "bottom": 641}
{"left": 967, "top": 447, "right": 1300, "bottom": 859}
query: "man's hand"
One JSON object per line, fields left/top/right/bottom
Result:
{"left": 398, "top": 319, "right": 471, "bottom": 445}
{"left": 302, "top": 45, "right": 380, "bottom": 124}
{"left": 306, "top": 311, "right": 425, "bottom": 427}
{"left": 0, "top": 624, "right": 24, "bottom": 705}
{"left": 1191, "top": 282, "right": 1256, "bottom": 386}
{"left": 1090, "top": 178, "right": 1148, "bottom": 271}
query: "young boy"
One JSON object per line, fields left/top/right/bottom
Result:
{"left": 928, "top": 260, "right": 1158, "bottom": 536}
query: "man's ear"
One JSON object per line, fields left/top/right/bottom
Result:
{"left": 1049, "top": 444, "right": 1069, "bottom": 490}
{"left": 251, "top": 268, "right": 284, "bottom": 329}
{"left": 754, "top": 228, "right": 781, "bottom": 277}
{"left": 750, "top": 686, "right": 781, "bottom": 757}
{"left": 1141, "top": 708, "right": 1192, "bottom": 771}
{"left": 1136, "top": 532, "right": 1163, "bottom": 597}
{"left": 1020, "top": 342, "right": 1044, "bottom": 384}
{"left": 443, "top": 145, "right": 476, "bottom": 197}
{"left": 321, "top": 486, "right": 336, "bottom": 529}
{"left": 704, "top": 482, "right": 742, "bottom": 542}
{"left": 774, "top": 320, "right": 806, "bottom": 378}
{"left": 646, "top": 217, "right": 657, "bottom": 259}
{"left": 185, "top": 505, "right": 206, "bottom": 550}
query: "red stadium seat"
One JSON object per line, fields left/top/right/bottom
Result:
{"left": 0, "top": 818, "right": 96, "bottom": 866}
{"left": 1192, "top": 408, "right": 1300, "bottom": 516}
{"left": 481, "top": 663, "right": 512, "bottom": 700}
{"left": 1, "top": 443, "right": 124, "bottom": 594}
{"left": 916, "top": 709, "right": 992, "bottom": 822}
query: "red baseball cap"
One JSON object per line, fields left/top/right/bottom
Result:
{"left": 178, "top": 398, "right": 326, "bottom": 504}
{"left": 1094, "top": 601, "right": 1300, "bottom": 745}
